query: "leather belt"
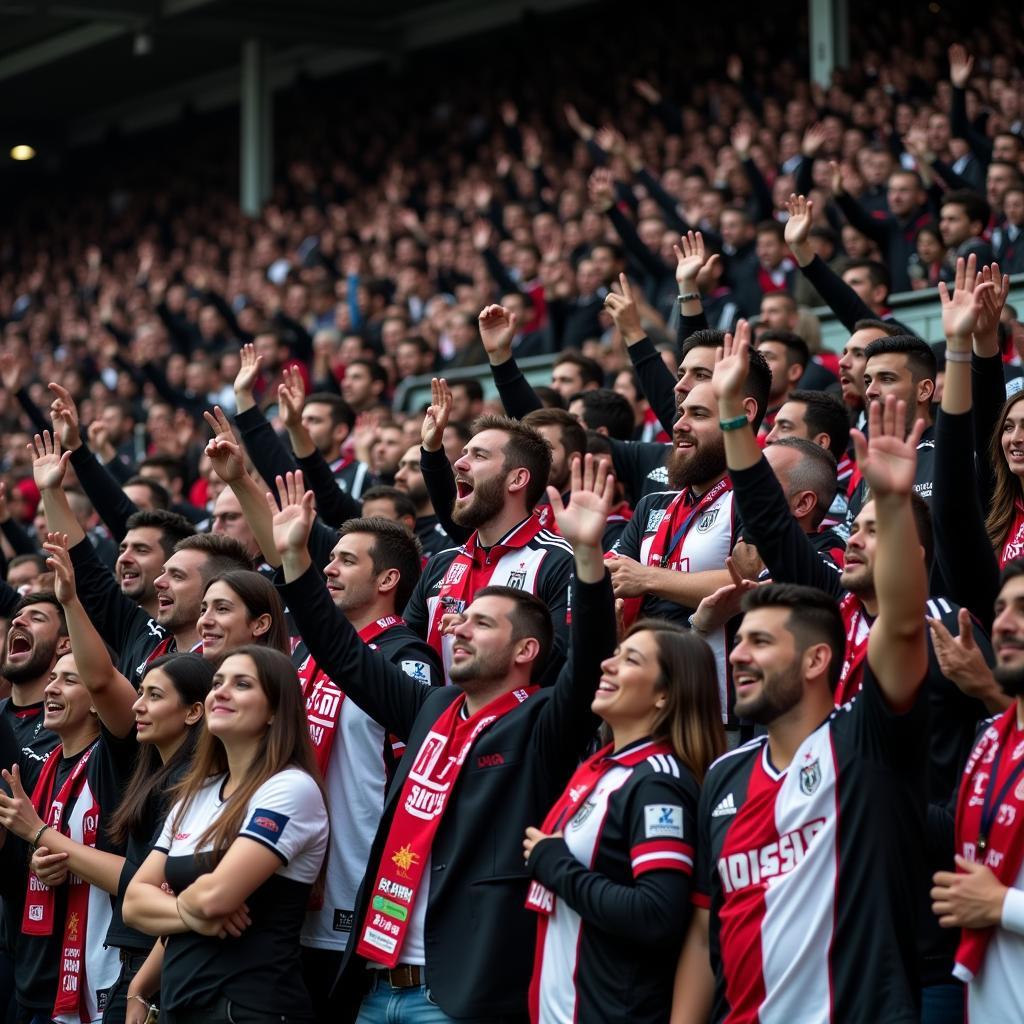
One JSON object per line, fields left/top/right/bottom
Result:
{"left": 382, "top": 964, "right": 424, "bottom": 988}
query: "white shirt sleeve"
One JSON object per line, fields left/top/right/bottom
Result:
{"left": 1001, "top": 886, "right": 1024, "bottom": 936}
{"left": 239, "top": 768, "right": 329, "bottom": 881}
{"left": 153, "top": 798, "right": 185, "bottom": 853}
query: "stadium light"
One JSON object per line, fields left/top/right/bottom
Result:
{"left": 10, "top": 145, "right": 35, "bottom": 161}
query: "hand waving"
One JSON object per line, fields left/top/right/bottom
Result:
{"left": 278, "top": 366, "right": 306, "bottom": 430}
{"left": 850, "top": 395, "right": 926, "bottom": 500}
{"left": 48, "top": 383, "right": 83, "bottom": 451}
{"left": 29, "top": 432, "right": 70, "bottom": 492}
{"left": 546, "top": 453, "right": 614, "bottom": 550}
{"left": 478, "top": 305, "right": 517, "bottom": 361}
{"left": 938, "top": 254, "right": 994, "bottom": 344}
{"left": 603, "top": 274, "right": 645, "bottom": 345}
{"left": 421, "top": 378, "right": 453, "bottom": 453}
{"left": 711, "top": 320, "right": 752, "bottom": 406}
{"left": 42, "top": 533, "right": 76, "bottom": 605}
{"left": 267, "top": 471, "right": 316, "bottom": 558}
{"left": 673, "top": 231, "right": 718, "bottom": 289}
{"left": 234, "top": 342, "right": 263, "bottom": 397}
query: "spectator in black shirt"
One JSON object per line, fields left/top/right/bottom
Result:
{"left": 938, "top": 191, "right": 994, "bottom": 282}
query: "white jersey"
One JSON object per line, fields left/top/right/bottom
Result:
{"left": 968, "top": 865, "right": 1024, "bottom": 1021}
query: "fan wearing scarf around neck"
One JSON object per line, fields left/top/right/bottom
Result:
{"left": 523, "top": 612, "right": 726, "bottom": 1022}
{"left": 0, "top": 535, "right": 142, "bottom": 1024}
{"left": 932, "top": 559, "right": 1024, "bottom": 1021}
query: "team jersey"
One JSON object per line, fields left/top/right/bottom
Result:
{"left": 694, "top": 664, "right": 928, "bottom": 1023}
{"left": 608, "top": 439, "right": 671, "bottom": 506}
{"left": 528, "top": 742, "right": 699, "bottom": 1024}
{"left": 967, "top": 865, "right": 1024, "bottom": 1020}
{"left": 414, "top": 515, "right": 456, "bottom": 560}
{"left": 0, "top": 697, "right": 57, "bottom": 791}
{"left": 330, "top": 455, "right": 373, "bottom": 501}
{"left": 403, "top": 520, "right": 574, "bottom": 684}
{"left": 290, "top": 621, "right": 441, "bottom": 950}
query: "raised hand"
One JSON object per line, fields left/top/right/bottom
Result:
{"left": 691, "top": 556, "right": 759, "bottom": 634}
{"left": 938, "top": 254, "right": 994, "bottom": 343}
{"left": 948, "top": 44, "right": 973, "bottom": 89}
{"left": 801, "top": 123, "right": 827, "bottom": 158}
{"left": 673, "top": 231, "right": 718, "bottom": 290}
{"left": 29, "top": 431, "right": 70, "bottom": 492}
{"left": 711, "top": 320, "right": 752, "bottom": 407}
{"left": 928, "top": 609, "right": 1001, "bottom": 703}
{"left": 204, "top": 436, "right": 247, "bottom": 484}
{"left": 564, "top": 103, "right": 595, "bottom": 141}
{"left": 784, "top": 193, "right": 814, "bottom": 245}
{"left": 587, "top": 167, "right": 616, "bottom": 213}
{"left": 828, "top": 160, "right": 844, "bottom": 196}
{"left": 546, "top": 453, "right": 614, "bottom": 550}
{"left": 48, "top": 382, "right": 83, "bottom": 451}
{"left": 234, "top": 342, "right": 263, "bottom": 397}
{"left": 478, "top": 305, "right": 517, "bottom": 361}
{"left": 850, "top": 395, "right": 926, "bottom": 500}
{"left": 976, "top": 262, "right": 1011, "bottom": 352}
{"left": 202, "top": 405, "right": 236, "bottom": 442}
{"left": 42, "top": 532, "right": 76, "bottom": 605}
{"left": 632, "top": 79, "right": 662, "bottom": 104}
{"left": 0, "top": 350, "right": 22, "bottom": 393}
{"left": 268, "top": 471, "right": 316, "bottom": 558}
{"left": 603, "top": 274, "right": 645, "bottom": 345}
{"left": 595, "top": 125, "right": 626, "bottom": 157}
{"left": 277, "top": 366, "right": 306, "bottom": 431}
{"left": 421, "top": 378, "right": 453, "bottom": 453}
{"left": 0, "top": 764, "right": 45, "bottom": 842}
{"left": 731, "top": 125, "right": 753, "bottom": 158}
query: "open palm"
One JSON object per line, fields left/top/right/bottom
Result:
{"left": 548, "top": 454, "right": 614, "bottom": 548}
{"left": 711, "top": 321, "right": 751, "bottom": 403}
{"left": 852, "top": 396, "right": 925, "bottom": 499}
{"left": 30, "top": 432, "right": 68, "bottom": 491}
{"left": 268, "top": 471, "right": 315, "bottom": 556}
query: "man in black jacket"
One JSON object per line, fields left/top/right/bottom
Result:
{"left": 273, "top": 458, "right": 617, "bottom": 1023}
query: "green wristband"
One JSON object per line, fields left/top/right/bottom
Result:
{"left": 719, "top": 414, "right": 748, "bottom": 432}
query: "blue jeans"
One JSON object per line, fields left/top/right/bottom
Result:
{"left": 921, "top": 983, "right": 965, "bottom": 1024}
{"left": 356, "top": 977, "right": 455, "bottom": 1024}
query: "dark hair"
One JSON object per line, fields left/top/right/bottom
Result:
{"left": 533, "top": 386, "right": 567, "bottom": 410}
{"left": 863, "top": 335, "right": 938, "bottom": 384}
{"left": 171, "top": 646, "right": 324, "bottom": 864}
{"left": 842, "top": 259, "right": 891, "bottom": 295}
{"left": 679, "top": 330, "right": 771, "bottom": 429}
{"left": 987, "top": 392, "right": 1024, "bottom": 551}
{"left": 473, "top": 585, "right": 554, "bottom": 682}
{"left": 756, "top": 220, "right": 785, "bottom": 242}
{"left": 107, "top": 654, "right": 214, "bottom": 846}
{"left": 12, "top": 591, "right": 67, "bottom": 635}
{"left": 741, "top": 584, "right": 845, "bottom": 689}
{"left": 469, "top": 414, "right": 553, "bottom": 510}
{"left": 360, "top": 486, "right": 418, "bottom": 522}
{"left": 304, "top": 392, "right": 356, "bottom": 433}
{"left": 1000, "top": 558, "right": 1024, "bottom": 587}
{"left": 852, "top": 318, "right": 903, "bottom": 338}
{"left": 445, "top": 420, "right": 473, "bottom": 446}
{"left": 348, "top": 358, "right": 389, "bottom": 388}
{"left": 450, "top": 379, "right": 484, "bottom": 403}
{"left": 553, "top": 350, "right": 604, "bottom": 388}
{"left": 202, "top": 570, "right": 290, "bottom": 655}
{"left": 123, "top": 476, "right": 170, "bottom": 511}
{"left": 139, "top": 455, "right": 186, "bottom": 485}
{"left": 941, "top": 189, "right": 991, "bottom": 231}
{"left": 337, "top": 515, "right": 423, "bottom": 611}
{"left": 585, "top": 430, "right": 615, "bottom": 458}
{"left": 173, "top": 533, "right": 254, "bottom": 579}
{"left": 124, "top": 510, "right": 195, "bottom": 557}
{"left": 8, "top": 552, "right": 46, "bottom": 574}
{"left": 786, "top": 390, "right": 850, "bottom": 462}
{"left": 572, "top": 388, "right": 634, "bottom": 440}
{"left": 522, "top": 407, "right": 588, "bottom": 459}
{"left": 625, "top": 620, "right": 725, "bottom": 782}
{"left": 681, "top": 329, "right": 727, "bottom": 356}
{"left": 759, "top": 330, "right": 809, "bottom": 370}
{"left": 768, "top": 438, "right": 839, "bottom": 528}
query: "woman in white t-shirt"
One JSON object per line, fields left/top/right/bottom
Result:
{"left": 123, "top": 645, "right": 329, "bottom": 1024}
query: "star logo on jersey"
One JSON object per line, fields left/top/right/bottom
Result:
{"left": 799, "top": 757, "right": 821, "bottom": 796}
{"left": 391, "top": 844, "right": 420, "bottom": 877}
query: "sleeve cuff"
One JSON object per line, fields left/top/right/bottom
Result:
{"left": 1002, "top": 886, "right": 1024, "bottom": 936}
{"left": 691, "top": 891, "right": 710, "bottom": 909}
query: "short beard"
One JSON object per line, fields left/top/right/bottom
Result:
{"left": 2, "top": 641, "right": 59, "bottom": 685}
{"left": 839, "top": 564, "right": 874, "bottom": 595}
{"left": 452, "top": 475, "right": 507, "bottom": 531}
{"left": 995, "top": 664, "right": 1024, "bottom": 699}
{"left": 448, "top": 643, "right": 515, "bottom": 688}
{"left": 733, "top": 663, "right": 804, "bottom": 725}
{"left": 668, "top": 435, "right": 727, "bottom": 491}
{"left": 401, "top": 481, "right": 430, "bottom": 509}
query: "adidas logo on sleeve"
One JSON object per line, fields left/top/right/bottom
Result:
{"left": 711, "top": 793, "right": 736, "bottom": 817}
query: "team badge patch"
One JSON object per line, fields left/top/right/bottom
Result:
{"left": 246, "top": 808, "right": 289, "bottom": 844}
{"left": 644, "top": 804, "right": 684, "bottom": 839}
{"left": 695, "top": 508, "right": 720, "bottom": 533}
{"left": 506, "top": 570, "right": 527, "bottom": 590}
{"left": 799, "top": 758, "right": 822, "bottom": 795}
{"left": 646, "top": 509, "right": 666, "bottom": 533}
{"left": 401, "top": 661, "right": 430, "bottom": 684}
{"left": 569, "top": 798, "right": 597, "bottom": 830}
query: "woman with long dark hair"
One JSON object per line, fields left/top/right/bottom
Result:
{"left": 197, "top": 570, "right": 290, "bottom": 659}
{"left": 523, "top": 620, "right": 725, "bottom": 1023}
{"left": 986, "top": 392, "right": 1024, "bottom": 566}
{"left": 123, "top": 645, "right": 328, "bottom": 1024}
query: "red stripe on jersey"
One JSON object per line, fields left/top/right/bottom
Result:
{"left": 691, "top": 891, "right": 711, "bottom": 909}
{"left": 630, "top": 839, "right": 694, "bottom": 877}
{"left": 827, "top": 730, "right": 841, "bottom": 1023}
{"left": 717, "top": 755, "right": 783, "bottom": 1024}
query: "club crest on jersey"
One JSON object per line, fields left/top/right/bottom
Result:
{"left": 442, "top": 563, "right": 469, "bottom": 586}
{"left": 506, "top": 570, "right": 527, "bottom": 590}
{"left": 646, "top": 509, "right": 666, "bottom": 533}
{"left": 569, "top": 798, "right": 597, "bottom": 830}
{"left": 695, "top": 508, "right": 720, "bottom": 533}
{"left": 401, "top": 661, "right": 430, "bottom": 684}
{"left": 799, "top": 757, "right": 821, "bottom": 795}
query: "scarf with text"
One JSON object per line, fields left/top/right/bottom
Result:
{"left": 356, "top": 685, "right": 535, "bottom": 966}
{"left": 525, "top": 738, "right": 677, "bottom": 917}
{"left": 426, "top": 516, "right": 544, "bottom": 659}
{"left": 22, "top": 741, "right": 101, "bottom": 1022}
{"left": 836, "top": 593, "right": 871, "bottom": 705}
{"left": 298, "top": 615, "right": 405, "bottom": 776}
{"left": 953, "top": 705, "right": 1024, "bottom": 981}
{"left": 1000, "top": 499, "right": 1024, "bottom": 569}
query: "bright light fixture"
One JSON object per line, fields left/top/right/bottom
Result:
{"left": 10, "top": 145, "right": 35, "bottom": 161}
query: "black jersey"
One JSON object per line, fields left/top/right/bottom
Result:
{"left": 694, "top": 664, "right": 928, "bottom": 1024}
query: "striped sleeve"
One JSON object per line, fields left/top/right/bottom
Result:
{"left": 630, "top": 838, "right": 695, "bottom": 877}
{"left": 628, "top": 763, "right": 700, "bottom": 881}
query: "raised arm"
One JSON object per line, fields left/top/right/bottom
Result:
{"left": 273, "top": 471, "right": 432, "bottom": 738}
{"left": 856, "top": 397, "right": 929, "bottom": 709}
{"left": 419, "top": 377, "right": 469, "bottom": 544}
{"left": 44, "top": 533, "right": 139, "bottom": 737}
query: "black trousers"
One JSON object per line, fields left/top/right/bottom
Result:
{"left": 163, "top": 1000, "right": 315, "bottom": 1024}
{"left": 299, "top": 946, "right": 361, "bottom": 1024}
{"left": 101, "top": 948, "right": 151, "bottom": 1024}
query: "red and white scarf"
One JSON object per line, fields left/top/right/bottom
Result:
{"left": 835, "top": 593, "right": 871, "bottom": 705}
{"left": 299, "top": 616, "right": 405, "bottom": 776}
{"left": 953, "top": 705, "right": 1024, "bottom": 981}
{"left": 426, "top": 517, "right": 544, "bottom": 659}
{"left": 355, "top": 686, "right": 535, "bottom": 966}
{"left": 1000, "top": 499, "right": 1024, "bottom": 569}
{"left": 22, "top": 741, "right": 112, "bottom": 1023}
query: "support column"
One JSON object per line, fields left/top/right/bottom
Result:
{"left": 809, "top": 0, "right": 847, "bottom": 88}
{"left": 240, "top": 37, "right": 272, "bottom": 217}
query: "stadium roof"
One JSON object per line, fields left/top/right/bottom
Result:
{"left": 0, "top": 0, "right": 591, "bottom": 152}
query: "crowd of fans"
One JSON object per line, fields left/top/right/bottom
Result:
{"left": 0, "top": 3, "right": 1022, "bottom": 1022}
